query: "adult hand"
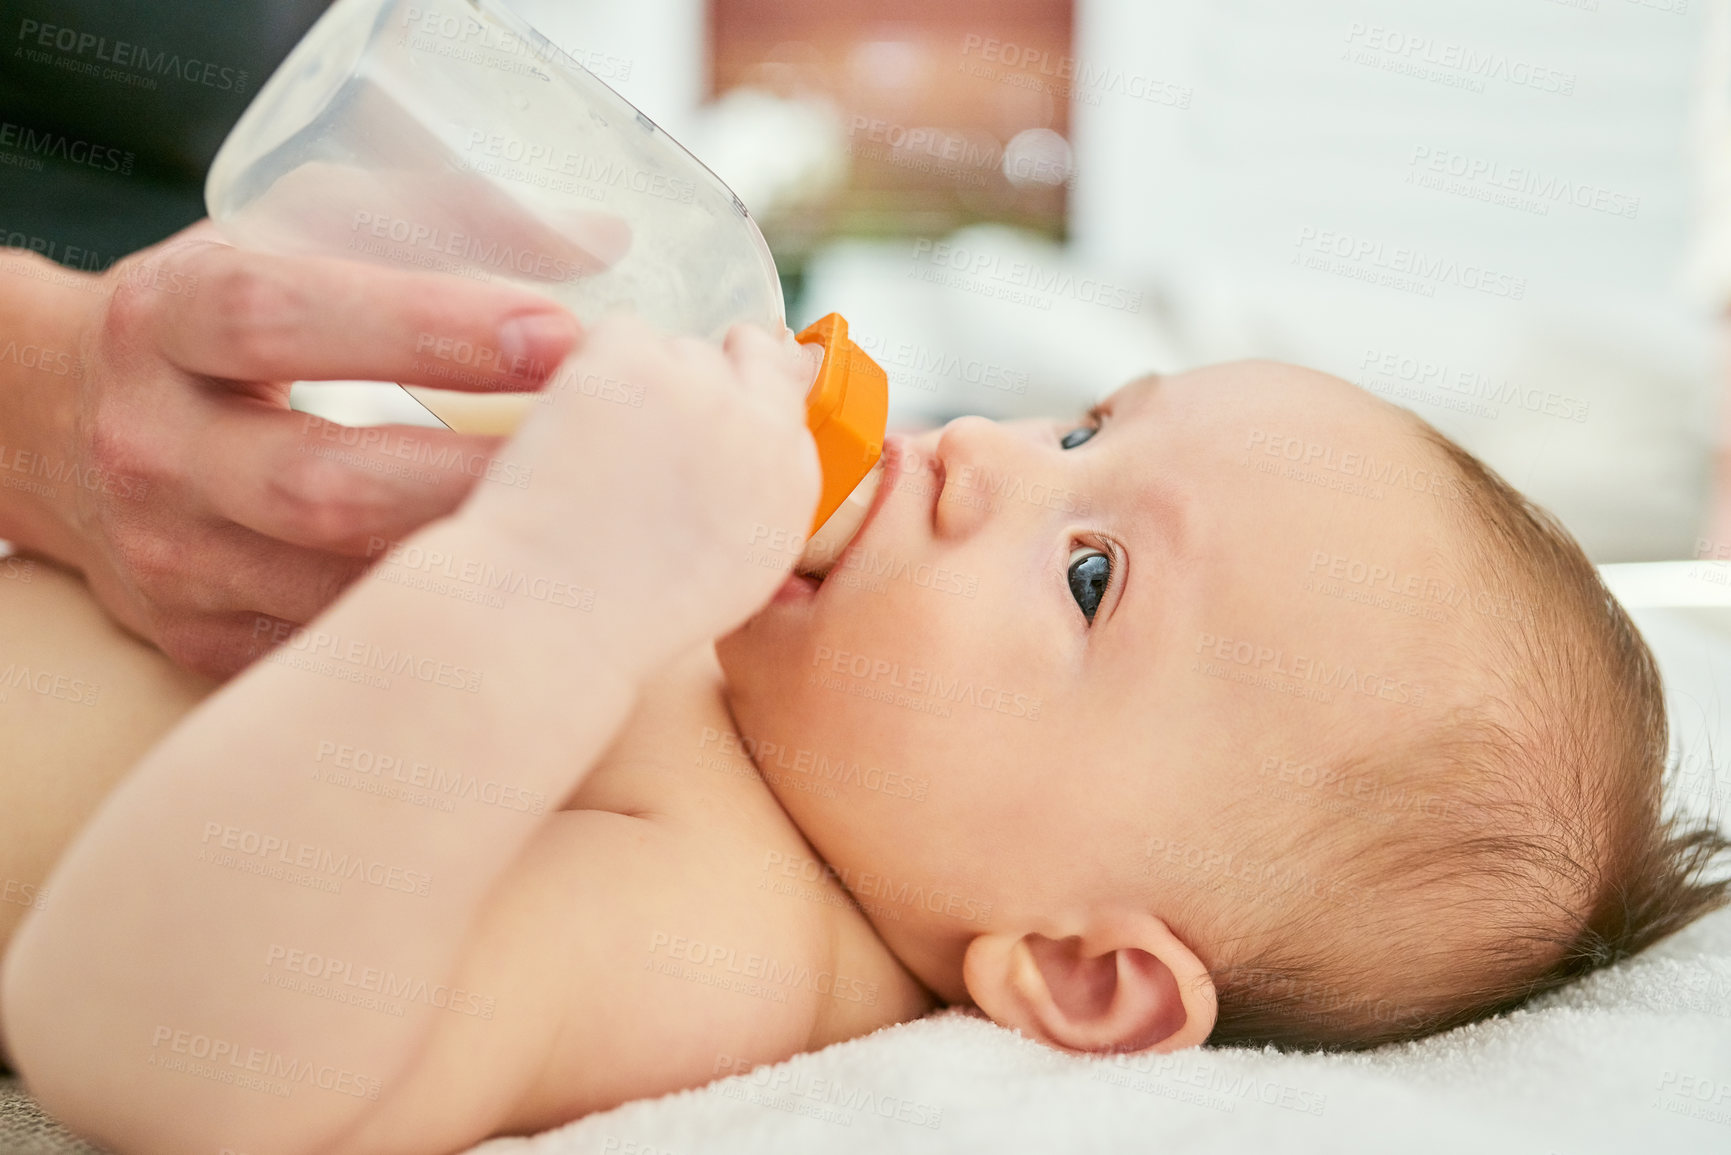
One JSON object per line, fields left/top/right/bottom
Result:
{"left": 0, "top": 221, "right": 582, "bottom": 678}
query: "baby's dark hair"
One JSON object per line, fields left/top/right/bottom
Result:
{"left": 1204, "top": 416, "right": 1731, "bottom": 1052}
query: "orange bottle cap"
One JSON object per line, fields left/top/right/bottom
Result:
{"left": 796, "top": 313, "right": 888, "bottom": 535}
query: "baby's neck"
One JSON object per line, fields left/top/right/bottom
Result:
{"left": 610, "top": 642, "right": 941, "bottom": 1042}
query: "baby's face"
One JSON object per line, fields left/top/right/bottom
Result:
{"left": 717, "top": 360, "right": 1460, "bottom": 1000}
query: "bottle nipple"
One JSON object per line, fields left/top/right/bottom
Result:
{"left": 795, "top": 456, "right": 884, "bottom": 581}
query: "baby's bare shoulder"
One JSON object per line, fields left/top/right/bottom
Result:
{"left": 327, "top": 804, "right": 835, "bottom": 1155}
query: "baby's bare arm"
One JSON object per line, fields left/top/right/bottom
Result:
{"left": 0, "top": 519, "right": 648, "bottom": 1155}
{"left": 1, "top": 313, "right": 817, "bottom": 1153}
{"left": 0, "top": 567, "right": 825, "bottom": 1150}
{"left": 320, "top": 805, "right": 831, "bottom": 1153}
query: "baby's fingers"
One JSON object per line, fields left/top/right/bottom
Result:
{"left": 723, "top": 323, "right": 819, "bottom": 410}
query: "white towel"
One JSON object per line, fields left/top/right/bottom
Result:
{"left": 461, "top": 915, "right": 1731, "bottom": 1155}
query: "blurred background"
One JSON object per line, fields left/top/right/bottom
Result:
{"left": 3, "top": 0, "right": 1727, "bottom": 562}
{"left": 515, "top": 0, "right": 1729, "bottom": 563}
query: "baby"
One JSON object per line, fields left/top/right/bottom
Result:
{"left": 1, "top": 316, "right": 1726, "bottom": 1155}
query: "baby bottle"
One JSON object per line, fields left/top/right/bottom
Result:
{"left": 203, "top": 0, "right": 887, "bottom": 555}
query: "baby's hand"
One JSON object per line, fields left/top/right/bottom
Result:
{"left": 456, "top": 312, "right": 820, "bottom": 669}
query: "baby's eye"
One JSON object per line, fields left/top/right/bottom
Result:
{"left": 1059, "top": 424, "right": 1096, "bottom": 449}
{"left": 1059, "top": 402, "right": 1106, "bottom": 449}
{"left": 1068, "top": 546, "right": 1111, "bottom": 624}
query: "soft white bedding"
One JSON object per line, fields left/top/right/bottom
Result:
{"left": 465, "top": 595, "right": 1731, "bottom": 1155}
{"left": 466, "top": 918, "right": 1731, "bottom": 1155}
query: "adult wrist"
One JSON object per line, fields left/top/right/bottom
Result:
{"left": 0, "top": 250, "right": 96, "bottom": 565}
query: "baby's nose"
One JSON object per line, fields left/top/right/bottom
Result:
{"left": 929, "top": 415, "right": 1024, "bottom": 539}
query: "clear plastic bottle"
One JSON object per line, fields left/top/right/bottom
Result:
{"left": 204, "top": 0, "right": 889, "bottom": 554}
{"left": 205, "top": 0, "right": 786, "bottom": 340}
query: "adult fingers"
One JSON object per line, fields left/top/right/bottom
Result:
{"left": 140, "top": 241, "right": 583, "bottom": 391}
{"left": 165, "top": 611, "right": 304, "bottom": 681}
{"left": 171, "top": 522, "right": 374, "bottom": 627}
{"left": 193, "top": 400, "right": 514, "bottom": 554}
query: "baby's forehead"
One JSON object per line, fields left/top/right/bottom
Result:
{"left": 1098, "top": 364, "right": 1424, "bottom": 486}
{"left": 1114, "top": 361, "right": 1384, "bottom": 418}
{"left": 1099, "top": 360, "right": 1476, "bottom": 726}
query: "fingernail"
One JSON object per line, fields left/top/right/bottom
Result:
{"left": 497, "top": 311, "right": 580, "bottom": 376}
{"left": 794, "top": 340, "right": 824, "bottom": 384}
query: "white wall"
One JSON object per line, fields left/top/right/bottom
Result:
{"left": 507, "top": 0, "right": 1721, "bottom": 560}
{"left": 1067, "top": 0, "right": 1717, "bottom": 560}
{"left": 506, "top": 0, "right": 707, "bottom": 137}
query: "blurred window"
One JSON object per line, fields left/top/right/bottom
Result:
{"left": 709, "top": 0, "right": 1074, "bottom": 243}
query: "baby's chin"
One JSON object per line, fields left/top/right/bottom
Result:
{"left": 712, "top": 618, "right": 775, "bottom": 698}
{"left": 714, "top": 567, "right": 862, "bottom": 698}
{"left": 712, "top": 626, "right": 809, "bottom": 748}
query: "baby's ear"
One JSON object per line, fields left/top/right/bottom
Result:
{"left": 960, "top": 912, "right": 1216, "bottom": 1054}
